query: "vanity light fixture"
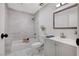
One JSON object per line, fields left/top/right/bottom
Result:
{"left": 39, "top": 3, "right": 44, "bottom": 6}
{"left": 56, "top": 3, "right": 61, "bottom": 7}
{"left": 61, "top": 3, "right": 66, "bottom": 5}
{"left": 56, "top": 3, "right": 67, "bottom": 8}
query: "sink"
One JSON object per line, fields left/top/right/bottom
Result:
{"left": 46, "top": 35, "right": 54, "bottom": 38}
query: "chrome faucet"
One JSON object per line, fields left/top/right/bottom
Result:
{"left": 60, "top": 32, "right": 66, "bottom": 38}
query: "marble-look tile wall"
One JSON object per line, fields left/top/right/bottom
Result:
{"left": 5, "top": 8, "right": 35, "bottom": 55}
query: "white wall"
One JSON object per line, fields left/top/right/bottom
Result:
{"left": 5, "top": 8, "right": 35, "bottom": 55}
{"left": 35, "top": 3, "right": 77, "bottom": 40}
{"left": 7, "top": 8, "right": 35, "bottom": 41}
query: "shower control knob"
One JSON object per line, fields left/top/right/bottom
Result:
{"left": 1, "top": 33, "right": 8, "bottom": 39}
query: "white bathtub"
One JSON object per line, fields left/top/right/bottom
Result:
{"left": 9, "top": 38, "right": 40, "bottom": 56}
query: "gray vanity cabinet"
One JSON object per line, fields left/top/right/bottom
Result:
{"left": 55, "top": 42, "right": 62, "bottom": 56}
{"left": 55, "top": 42, "right": 77, "bottom": 56}
{"left": 44, "top": 39, "right": 56, "bottom": 56}
{"left": 44, "top": 39, "right": 77, "bottom": 56}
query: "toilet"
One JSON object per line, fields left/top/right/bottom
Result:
{"left": 31, "top": 35, "right": 45, "bottom": 49}
{"left": 30, "top": 36, "right": 45, "bottom": 55}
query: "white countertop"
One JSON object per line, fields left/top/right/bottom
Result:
{"left": 47, "top": 37, "right": 77, "bottom": 47}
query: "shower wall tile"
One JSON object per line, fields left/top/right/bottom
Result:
{"left": 5, "top": 8, "right": 36, "bottom": 55}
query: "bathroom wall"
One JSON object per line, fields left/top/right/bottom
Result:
{"left": 5, "top": 7, "right": 35, "bottom": 55}
{"left": 34, "top": 14, "right": 40, "bottom": 40}
{"left": 7, "top": 8, "right": 35, "bottom": 41}
{"left": 34, "top": 3, "right": 77, "bottom": 40}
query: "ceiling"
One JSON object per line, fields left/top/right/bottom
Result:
{"left": 7, "top": 3, "right": 47, "bottom": 15}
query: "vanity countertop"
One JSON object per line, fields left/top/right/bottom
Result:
{"left": 47, "top": 37, "right": 77, "bottom": 47}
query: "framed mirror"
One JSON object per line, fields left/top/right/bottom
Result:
{"left": 53, "top": 4, "right": 78, "bottom": 29}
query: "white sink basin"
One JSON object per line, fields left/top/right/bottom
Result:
{"left": 48, "top": 36, "right": 77, "bottom": 47}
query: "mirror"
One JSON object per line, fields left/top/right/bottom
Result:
{"left": 53, "top": 4, "right": 78, "bottom": 29}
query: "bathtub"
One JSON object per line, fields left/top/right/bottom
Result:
{"left": 9, "top": 38, "right": 40, "bottom": 56}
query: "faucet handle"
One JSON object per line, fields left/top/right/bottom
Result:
{"left": 60, "top": 32, "right": 66, "bottom": 38}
